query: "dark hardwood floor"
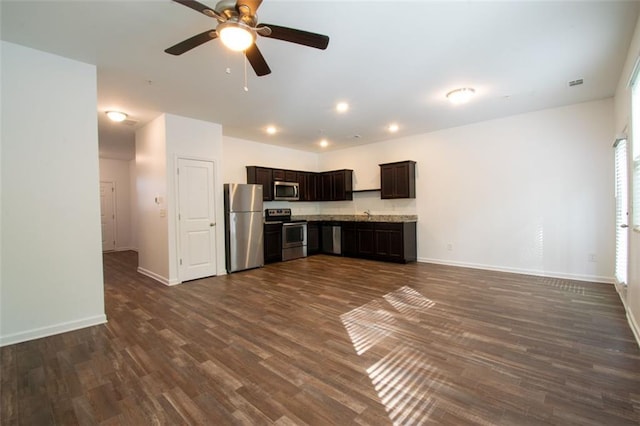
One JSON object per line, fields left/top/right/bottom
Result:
{"left": 2, "top": 251, "right": 639, "bottom": 425}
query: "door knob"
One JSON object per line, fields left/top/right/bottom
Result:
{"left": 210, "top": 223, "right": 216, "bottom": 227}
{"left": 620, "top": 224, "right": 629, "bottom": 228}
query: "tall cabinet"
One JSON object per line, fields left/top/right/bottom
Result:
{"left": 246, "top": 166, "right": 273, "bottom": 201}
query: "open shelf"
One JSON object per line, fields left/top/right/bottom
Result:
{"left": 352, "top": 188, "right": 381, "bottom": 193}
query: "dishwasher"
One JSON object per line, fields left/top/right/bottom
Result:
{"left": 321, "top": 223, "right": 341, "bottom": 255}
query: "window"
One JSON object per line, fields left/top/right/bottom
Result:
{"left": 632, "top": 69, "right": 640, "bottom": 231}
{"left": 614, "top": 139, "right": 628, "bottom": 285}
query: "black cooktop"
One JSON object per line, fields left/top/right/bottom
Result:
{"left": 264, "top": 208, "right": 306, "bottom": 224}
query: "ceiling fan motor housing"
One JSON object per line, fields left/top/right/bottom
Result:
{"left": 215, "top": 0, "right": 258, "bottom": 26}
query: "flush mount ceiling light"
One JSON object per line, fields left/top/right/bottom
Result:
{"left": 266, "top": 125, "right": 277, "bottom": 135}
{"left": 336, "top": 102, "right": 349, "bottom": 113}
{"left": 106, "top": 111, "right": 128, "bottom": 122}
{"left": 217, "top": 21, "right": 256, "bottom": 52}
{"left": 319, "top": 139, "right": 329, "bottom": 148}
{"left": 388, "top": 123, "right": 399, "bottom": 133}
{"left": 446, "top": 88, "right": 476, "bottom": 105}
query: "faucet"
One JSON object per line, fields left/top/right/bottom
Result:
{"left": 364, "top": 210, "right": 371, "bottom": 218}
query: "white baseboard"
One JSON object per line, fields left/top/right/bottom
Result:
{"left": 137, "top": 266, "right": 170, "bottom": 285}
{"left": 0, "top": 314, "right": 107, "bottom": 347}
{"left": 417, "top": 257, "right": 614, "bottom": 284}
{"left": 115, "top": 246, "right": 135, "bottom": 252}
{"left": 137, "top": 267, "right": 181, "bottom": 286}
{"left": 612, "top": 283, "right": 640, "bottom": 348}
{"left": 627, "top": 310, "right": 640, "bottom": 348}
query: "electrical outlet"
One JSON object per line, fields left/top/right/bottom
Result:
{"left": 588, "top": 253, "right": 596, "bottom": 263}
{"left": 447, "top": 243, "right": 453, "bottom": 251}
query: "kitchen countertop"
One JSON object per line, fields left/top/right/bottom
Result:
{"left": 291, "top": 214, "right": 417, "bottom": 223}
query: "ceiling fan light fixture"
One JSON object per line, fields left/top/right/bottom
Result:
{"left": 218, "top": 21, "right": 255, "bottom": 51}
{"left": 106, "top": 111, "right": 128, "bottom": 122}
{"left": 336, "top": 102, "right": 349, "bottom": 113}
{"left": 447, "top": 88, "right": 475, "bottom": 105}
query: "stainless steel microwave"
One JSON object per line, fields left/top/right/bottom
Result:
{"left": 273, "top": 181, "right": 299, "bottom": 201}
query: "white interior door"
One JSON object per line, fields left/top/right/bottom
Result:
{"left": 100, "top": 181, "right": 116, "bottom": 252}
{"left": 177, "top": 158, "right": 217, "bottom": 281}
{"left": 614, "top": 139, "right": 629, "bottom": 285}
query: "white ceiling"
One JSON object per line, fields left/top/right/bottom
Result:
{"left": 1, "top": 1, "right": 638, "bottom": 158}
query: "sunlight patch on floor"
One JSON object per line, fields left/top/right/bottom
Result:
{"left": 341, "top": 286, "right": 450, "bottom": 425}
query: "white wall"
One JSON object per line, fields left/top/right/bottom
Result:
{"left": 135, "top": 114, "right": 225, "bottom": 284}
{"left": 135, "top": 115, "right": 169, "bottom": 283}
{"left": 99, "top": 158, "right": 132, "bottom": 251}
{"left": 0, "top": 42, "right": 106, "bottom": 346}
{"left": 129, "top": 159, "right": 138, "bottom": 251}
{"left": 319, "top": 99, "right": 615, "bottom": 283}
{"left": 0, "top": 32, "right": 4, "bottom": 336}
{"left": 165, "top": 114, "right": 224, "bottom": 282}
{"left": 222, "top": 136, "right": 319, "bottom": 182}
{"left": 223, "top": 136, "right": 321, "bottom": 215}
{"left": 614, "top": 13, "right": 640, "bottom": 343}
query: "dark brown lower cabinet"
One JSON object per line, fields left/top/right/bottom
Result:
{"left": 341, "top": 222, "right": 357, "bottom": 256}
{"left": 264, "top": 223, "right": 282, "bottom": 264}
{"left": 356, "top": 222, "right": 375, "bottom": 258}
{"left": 307, "top": 222, "right": 320, "bottom": 255}
{"left": 374, "top": 223, "right": 405, "bottom": 262}
{"left": 343, "top": 221, "right": 416, "bottom": 263}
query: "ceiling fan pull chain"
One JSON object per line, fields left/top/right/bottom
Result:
{"left": 243, "top": 52, "right": 249, "bottom": 92}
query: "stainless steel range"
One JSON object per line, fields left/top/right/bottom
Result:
{"left": 265, "top": 208, "right": 307, "bottom": 261}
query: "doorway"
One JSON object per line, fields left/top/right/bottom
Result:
{"left": 100, "top": 181, "right": 116, "bottom": 252}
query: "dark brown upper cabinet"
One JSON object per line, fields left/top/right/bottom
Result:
{"left": 380, "top": 161, "right": 416, "bottom": 199}
{"left": 319, "top": 170, "right": 353, "bottom": 201}
{"left": 272, "top": 169, "right": 297, "bottom": 182}
{"left": 248, "top": 166, "right": 352, "bottom": 202}
{"left": 246, "top": 166, "right": 273, "bottom": 201}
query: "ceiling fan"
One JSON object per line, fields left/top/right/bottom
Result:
{"left": 165, "top": 0, "right": 330, "bottom": 77}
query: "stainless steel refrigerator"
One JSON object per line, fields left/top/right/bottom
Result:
{"left": 224, "top": 183, "right": 264, "bottom": 273}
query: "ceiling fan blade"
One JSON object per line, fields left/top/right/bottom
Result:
{"left": 236, "top": 0, "right": 263, "bottom": 15}
{"left": 172, "top": 0, "right": 224, "bottom": 20}
{"left": 245, "top": 44, "right": 271, "bottom": 76}
{"left": 165, "top": 30, "right": 217, "bottom": 55}
{"left": 257, "top": 24, "right": 329, "bottom": 50}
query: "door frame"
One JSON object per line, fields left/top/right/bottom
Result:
{"left": 174, "top": 155, "right": 219, "bottom": 282}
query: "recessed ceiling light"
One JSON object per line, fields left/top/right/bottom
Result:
{"left": 446, "top": 88, "right": 475, "bottom": 105}
{"left": 388, "top": 123, "right": 399, "bottom": 133}
{"left": 336, "top": 102, "right": 349, "bottom": 113}
{"left": 266, "top": 125, "right": 277, "bottom": 135}
{"left": 106, "top": 111, "right": 128, "bottom": 122}
{"left": 320, "top": 139, "right": 329, "bottom": 148}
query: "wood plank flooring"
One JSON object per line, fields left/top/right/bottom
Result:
{"left": 2, "top": 251, "right": 639, "bottom": 425}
